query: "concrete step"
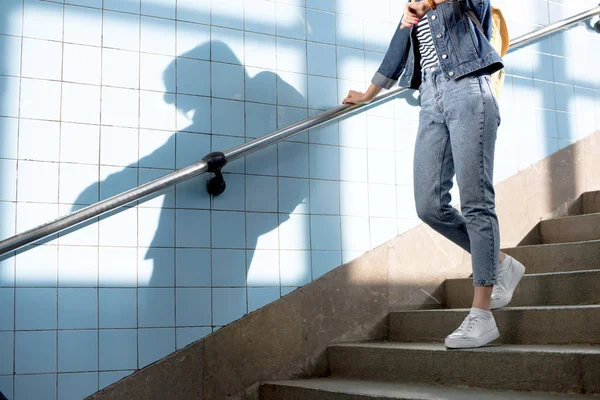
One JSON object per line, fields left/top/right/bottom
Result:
{"left": 583, "top": 191, "right": 600, "bottom": 214}
{"left": 445, "top": 270, "right": 600, "bottom": 308}
{"left": 328, "top": 343, "right": 600, "bottom": 395}
{"left": 260, "top": 378, "right": 595, "bottom": 399}
{"left": 503, "top": 240, "right": 600, "bottom": 274}
{"left": 539, "top": 213, "right": 600, "bottom": 244}
{"left": 388, "top": 306, "right": 600, "bottom": 345}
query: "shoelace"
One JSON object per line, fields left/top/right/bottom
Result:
{"left": 457, "top": 314, "right": 479, "bottom": 334}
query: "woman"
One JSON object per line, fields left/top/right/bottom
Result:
{"left": 343, "top": 0, "right": 525, "bottom": 349}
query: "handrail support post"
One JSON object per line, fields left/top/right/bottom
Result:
{"left": 203, "top": 152, "right": 228, "bottom": 196}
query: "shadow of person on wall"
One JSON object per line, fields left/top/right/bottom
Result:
{"left": 72, "top": 40, "right": 309, "bottom": 327}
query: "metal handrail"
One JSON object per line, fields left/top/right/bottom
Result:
{"left": 1, "top": 4, "right": 599, "bottom": 256}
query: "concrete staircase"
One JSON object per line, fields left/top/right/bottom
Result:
{"left": 260, "top": 191, "right": 600, "bottom": 399}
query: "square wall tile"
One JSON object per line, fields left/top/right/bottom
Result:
{"left": 310, "top": 144, "right": 339, "bottom": 180}
{"left": 58, "top": 288, "right": 98, "bottom": 329}
{"left": 246, "top": 213, "right": 279, "bottom": 250}
{"left": 99, "top": 166, "right": 138, "bottom": 202}
{"left": 15, "top": 374, "right": 56, "bottom": 400}
{"left": 15, "top": 331, "right": 57, "bottom": 374}
{"left": 175, "top": 131, "right": 210, "bottom": 168}
{"left": 99, "top": 288, "right": 137, "bottom": 329}
{"left": 310, "top": 215, "right": 341, "bottom": 250}
{"left": 278, "top": 177, "right": 309, "bottom": 214}
{"left": 59, "top": 164, "right": 99, "bottom": 208}
{"left": 211, "top": 0, "right": 243, "bottom": 30}
{"left": 369, "top": 183, "right": 397, "bottom": 218}
{"left": 211, "top": 211, "right": 246, "bottom": 249}
{"left": 245, "top": 32, "right": 277, "bottom": 70}
{"left": 177, "top": 21, "right": 211, "bottom": 58}
{"left": 213, "top": 174, "right": 245, "bottom": 211}
{"left": 312, "top": 250, "right": 341, "bottom": 279}
{"left": 212, "top": 288, "right": 247, "bottom": 326}
{"left": 138, "top": 328, "right": 175, "bottom": 368}
{"left": 138, "top": 247, "right": 175, "bottom": 287}
{"left": 248, "top": 287, "right": 280, "bottom": 312}
{"left": 0, "top": 288, "right": 14, "bottom": 330}
{"left": 103, "top": 11, "right": 140, "bottom": 51}
{"left": 278, "top": 142, "right": 309, "bottom": 178}
{"left": 64, "top": 5, "right": 102, "bottom": 46}
{"left": 139, "top": 288, "right": 175, "bottom": 328}
{"left": 20, "top": 78, "right": 61, "bottom": 121}
{"left": 0, "top": 34, "right": 21, "bottom": 77}
{"left": 0, "top": 159, "right": 16, "bottom": 202}
{"left": 176, "top": 249, "right": 211, "bottom": 287}
{"left": 176, "top": 95, "right": 211, "bottom": 134}
{"left": 310, "top": 179, "right": 340, "bottom": 215}
{"left": 60, "top": 123, "right": 100, "bottom": 165}
{"left": 279, "top": 250, "right": 310, "bottom": 286}
{"left": 277, "top": 37, "right": 307, "bottom": 74}
{"left": 0, "top": 117, "right": 19, "bottom": 159}
{"left": 176, "top": 288, "right": 211, "bottom": 326}
{"left": 246, "top": 67, "right": 277, "bottom": 105}
{"left": 63, "top": 43, "right": 102, "bottom": 85}
{"left": 15, "top": 245, "right": 58, "bottom": 287}
{"left": 368, "top": 150, "right": 396, "bottom": 184}
{"left": 99, "top": 329, "right": 137, "bottom": 370}
{"left": 308, "top": 75, "right": 338, "bottom": 110}
{"left": 23, "top": 0, "right": 63, "bottom": 41}
{"left": 100, "top": 243, "right": 137, "bottom": 278}
{"left": 175, "top": 174, "right": 211, "bottom": 210}
{"left": 246, "top": 143, "right": 278, "bottom": 176}
{"left": 307, "top": 42, "right": 336, "bottom": 77}
{"left": 58, "top": 330, "right": 98, "bottom": 373}
{"left": 277, "top": 72, "right": 308, "bottom": 108}
{"left": 341, "top": 216, "right": 371, "bottom": 251}
{"left": 16, "top": 203, "right": 58, "bottom": 236}
{"left": 21, "top": 38, "right": 62, "bottom": 80}
{"left": 246, "top": 103, "right": 277, "bottom": 138}
{"left": 101, "top": 126, "right": 139, "bottom": 167}
{"left": 58, "top": 372, "right": 98, "bottom": 400}
{"left": 176, "top": 210, "right": 211, "bottom": 248}
{"left": 277, "top": 106, "right": 308, "bottom": 135}
{"left": 139, "top": 129, "right": 175, "bottom": 169}
{"left": 246, "top": 175, "right": 278, "bottom": 212}
{"left": 245, "top": 0, "right": 276, "bottom": 35}
{"left": 178, "top": 59, "right": 211, "bottom": 96}
{"left": 0, "top": 332, "right": 13, "bottom": 374}
{"left": 18, "top": 161, "right": 59, "bottom": 203}
{"left": 62, "top": 83, "right": 101, "bottom": 124}
{"left": 140, "top": 91, "right": 177, "bottom": 131}
{"left": 212, "top": 99, "right": 245, "bottom": 136}
{"left": 212, "top": 63, "right": 245, "bottom": 101}
{"left": 142, "top": 0, "right": 176, "bottom": 19}
{"left": 58, "top": 246, "right": 98, "bottom": 288}
{"left": 177, "top": 0, "right": 210, "bottom": 24}
{"left": 211, "top": 27, "right": 245, "bottom": 65}
{"left": 212, "top": 249, "right": 246, "bottom": 287}
{"left": 141, "top": 52, "right": 174, "bottom": 92}
{"left": 276, "top": 3, "right": 306, "bottom": 40}
{"left": 309, "top": 111, "right": 338, "bottom": 145}
{"left": 248, "top": 242, "right": 280, "bottom": 276}
{"left": 370, "top": 217, "right": 398, "bottom": 248}
{"left": 100, "top": 371, "right": 135, "bottom": 391}
{"left": 101, "top": 87, "right": 140, "bottom": 128}
{"left": 307, "top": 9, "right": 335, "bottom": 44}
{"left": 176, "top": 327, "right": 211, "bottom": 349}
{"left": 103, "top": 48, "right": 140, "bottom": 90}
{"left": 141, "top": 16, "right": 176, "bottom": 56}
{"left": 18, "top": 119, "right": 60, "bottom": 162}
{"left": 279, "top": 213, "right": 311, "bottom": 249}
{"left": 336, "top": 14, "right": 364, "bottom": 49}
{"left": 0, "top": 76, "right": 19, "bottom": 118}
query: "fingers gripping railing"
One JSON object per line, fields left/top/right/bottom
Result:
{"left": 1, "top": 4, "right": 599, "bottom": 256}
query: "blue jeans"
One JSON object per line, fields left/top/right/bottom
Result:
{"left": 413, "top": 67, "right": 501, "bottom": 286}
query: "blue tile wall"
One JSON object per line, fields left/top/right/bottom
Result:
{"left": 2, "top": 0, "right": 599, "bottom": 394}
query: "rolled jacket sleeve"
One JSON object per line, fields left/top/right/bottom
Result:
{"left": 371, "top": 21, "right": 412, "bottom": 89}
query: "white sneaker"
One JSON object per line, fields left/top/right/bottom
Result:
{"left": 445, "top": 308, "right": 500, "bottom": 349}
{"left": 491, "top": 255, "right": 526, "bottom": 310}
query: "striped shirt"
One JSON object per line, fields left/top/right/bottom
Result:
{"left": 415, "top": 16, "right": 440, "bottom": 70}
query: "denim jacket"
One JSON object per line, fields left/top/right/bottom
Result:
{"left": 372, "top": 0, "right": 503, "bottom": 90}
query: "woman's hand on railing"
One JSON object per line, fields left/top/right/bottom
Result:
{"left": 342, "top": 83, "right": 382, "bottom": 105}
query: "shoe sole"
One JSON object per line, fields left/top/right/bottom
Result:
{"left": 445, "top": 327, "right": 500, "bottom": 349}
{"left": 491, "top": 259, "right": 526, "bottom": 310}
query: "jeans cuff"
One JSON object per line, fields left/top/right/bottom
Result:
{"left": 473, "top": 279, "right": 496, "bottom": 287}
{"left": 372, "top": 72, "right": 397, "bottom": 90}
